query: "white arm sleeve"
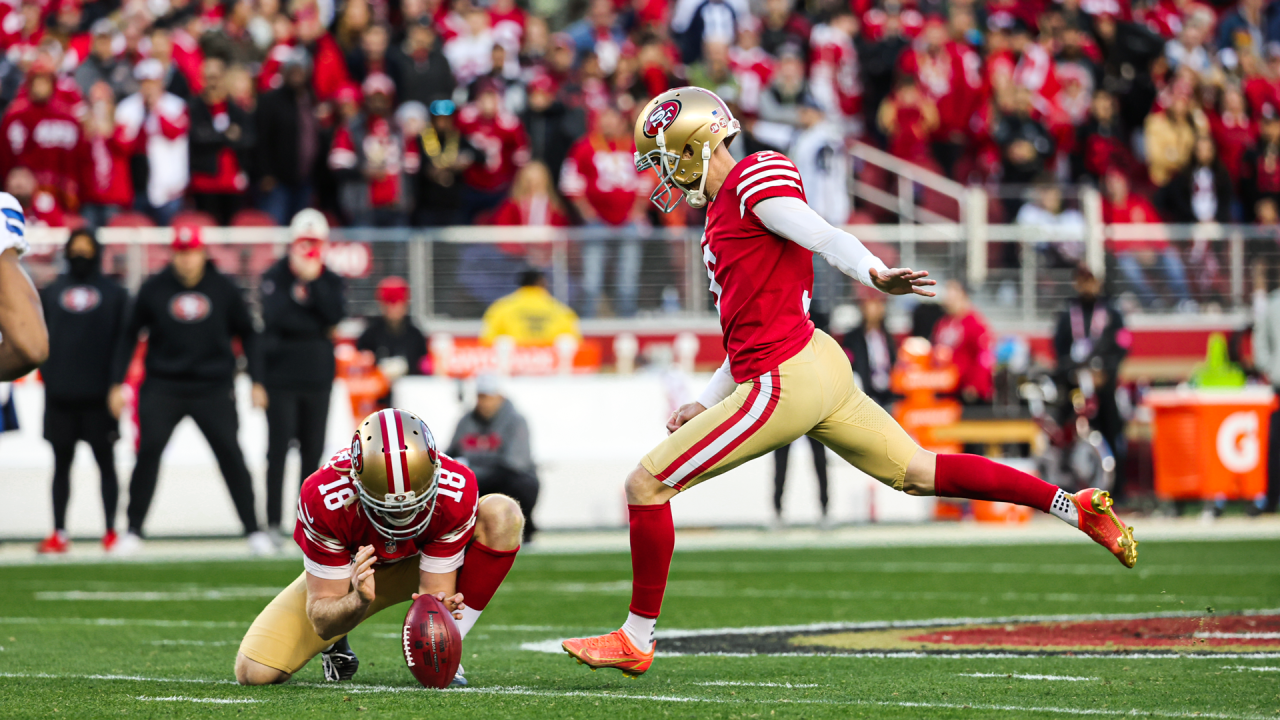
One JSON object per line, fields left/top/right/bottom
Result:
{"left": 754, "top": 195, "right": 888, "bottom": 288}
{"left": 696, "top": 358, "right": 737, "bottom": 408}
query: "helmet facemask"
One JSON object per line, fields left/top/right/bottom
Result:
{"left": 353, "top": 463, "right": 440, "bottom": 541}
{"left": 636, "top": 128, "right": 716, "bottom": 213}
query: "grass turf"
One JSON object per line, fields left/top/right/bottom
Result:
{"left": 0, "top": 538, "right": 1278, "bottom": 719}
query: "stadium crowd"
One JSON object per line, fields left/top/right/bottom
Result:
{"left": 3, "top": 0, "right": 1280, "bottom": 234}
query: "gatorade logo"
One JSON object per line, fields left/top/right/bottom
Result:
{"left": 1216, "top": 411, "right": 1260, "bottom": 473}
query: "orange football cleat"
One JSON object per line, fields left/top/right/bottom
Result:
{"left": 1071, "top": 489, "right": 1137, "bottom": 568}
{"left": 36, "top": 531, "right": 69, "bottom": 554}
{"left": 562, "top": 630, "right": 655, "bottom": 677}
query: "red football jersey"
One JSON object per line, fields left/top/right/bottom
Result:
{"left": 456, "top": 105, "right": 530, "bottom": 192}
{"left": 559, "top": 136, "right": 644, "bottom": 226}
{"left": 703, "top": 151, "right": 815, "bottom": 383}
{"left": 294, "top": 447, "right": 479, "bottom": 579}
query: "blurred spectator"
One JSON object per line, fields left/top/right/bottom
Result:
{"left": 117, "top": 59, "right": 189, "bottom": 225}
{"left": 771, "top": 435, "right": 829, "bottom": 529}
{"left": 993, "top": 87, "right": 1055, "bottom": 190}
{"left": 758, "top": 0, "right": 809, "bottom": 58}
{"left": 189, "top": 58, "right": 255, "bottom": 225}
{"left": 559, "top": 105, "right": 647, "bottom": 317}
{"left": 0, "top": 58, "right": 83, "bottom": 213}
{"left": 357, "top": 276, "right": 428, "bottom": 397}
{"left": 259, "top": 210, "right": 346, "bottom": 542}
{"left": 208, "top": 0, "right": 266, "bottom": 66}
{"left": 1052, "top": 265, "right": 1130, "bottom": 500}
{"left": 1144, "top": 93, "right": 1206, "bottom": 187}
{"left": 1209, "top": 86, "right": 1255, "bottom": 200}
{"left": 347, "top": 23, "right": 391, "bottom": 83}
{"left": 445, "top": 6, "right": 496, "bottom": 87}
{"left": 481, "top": 267, "right": 580, "bottom": 345}
{"left": 520, "top": 72, "right": 584, "bottom": 182}
{"left": 446, "top": 373, "right": 539, "bottom": 543}
{"left": 75, "top": 20, "right": 132, "bottom": 100}
{"left": 330, "top": 72, "right": 408, "bottom": 226}
{"left": 7, "top": 167, "right": 66, "bottom": 228}
{"left": 36, "top": 229, "right": 128, "bottom": 554}
{"left": 843, "top": 291, "right": 896, "bottom": 407}
{"left": 411, "top": 99, "right": 475, "bottom": 226}
{"left": 80, "top": 82, "right": 133, "bottom": 228}
{"left": 294, "top": 0, "right": 353, "bottom": 101}
{"left": 1242, "top": 104, "right": 1280, "bottom": 221}
{"left": 877, "top": 75, "right": 938, "bottom": 165}
{"left": 932, "top": 279, "right": 994, "bottom": 405}
{"left": 144, "top": 27, "right": 192, "bottom": 101}
{"left": 567, "top": 0, "right": 625, "bottom": 71}
{"left": 255, "top": 49, "right": 317, "bottom": 225}
{"left": 1102, "top": 168, "right": 1192, "bottom": 309}
{"left": 1159, "top": 136, "right": 1234, "bottom": 224}
{"left": 758, "top": 44, "right": 808, "bottom": 128}
{"left": 1017, "top": 183, "right": 1086, "bottom": 268}
{"left": 687, "top": 41, "right": 739, "bottom": 99}
{"left": 672, "top": 0, "right": 741, "bottom": 65}
{"left": 108, "top": 227, "right": 268, "bottom": 556}
{"left": 808, "top": 8, "right": 862, "bottom": 136}
{"left": 456, "top": 79, "right": 530, "bottom": 220}
{"left": 897, "top": 17, "right": 983, "bottom": 175}
{"left": 388, "top": 18, "right": 456, "bottom": 106}
{"left": 728, "top": 19, "right": 773, "bottom": 116}
{"left": 1165, "top": 19, "right": 1212, "bottom": 78}
{"left": 1216, "top": 0, "right": 1266, "bottom": 63}
{"left": 790, "top": 94, "right": 849, "bottom": 225}
{"left": 493, "top": 161, "right": 570, "bottom": 228}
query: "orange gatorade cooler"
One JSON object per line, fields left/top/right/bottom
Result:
{"left": 1145, "top": 387, "right": 1277, "bottom": 501}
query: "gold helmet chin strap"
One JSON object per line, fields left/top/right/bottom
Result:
{"left": 685, "top": 143, "right": 712, "bottom": 209}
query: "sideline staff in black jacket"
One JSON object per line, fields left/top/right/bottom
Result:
{"left": 36, "top": 229, "right": 128, "bottom": 554}
{"left": 108, "top": 226, "right": 269, "bottom": 555}
{"left": 259, "top": 209, "right": 346, "bottom": 536}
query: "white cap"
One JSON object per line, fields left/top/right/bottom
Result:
{"left": 474, "top": 373, "right": 504, "bottom": 397}
{"left": 134, "top": 58, "right": 164, "bottom": 81}
{"left": 289, "top": 208, "right": 329, "bottom": 242}
{"left": 0, "top": 192, "right": 28, "bottom": 256}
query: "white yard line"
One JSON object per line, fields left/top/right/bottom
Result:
{"left": 519, "top": 638, "right": 1280, "bottom": 659}
{"left": 691, "top": 676, "right": 819, "bottom": 681}
{"left": 35, "top": 588, "right": 281, "bottom": 602}
{"left": 1223, "top": 665, "right": 1280, "bottom": 671}
{"left": 149, "top": 640, "right": 236, "bottom": 647}
{"left": 135, "top": 696, "right": 259, "bottom": 704}
{"left": 0, "top": 616, "right": 244, "bottom": 628}
{"left": 959, "top": 673, "right": 1100, "bottom": 681}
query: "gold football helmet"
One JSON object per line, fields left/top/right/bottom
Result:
{"left": 634, "top": 86, "right": 740, "bottom": 212}
{"left": 349, "top": 408, "right": 442, "bottom": 540}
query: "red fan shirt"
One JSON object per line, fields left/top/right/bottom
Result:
{"left": 1103, "top": 193, "right": 1169, "bottom": 251}
{"left": 898, "top": 40, "right": 985, "bottom": 140}
{"left": 0, "top": 97, "right": 82, "bottom": 205}
{"left": 81, "top": 124, "right": 134, "bottom": 208}
{"left": 558, "top": 135, "right": 644, "bottom": 227}
{"left": 931, "top": 310, "right": 994, "bottom": 403}
{"left": 456, "top": 104, "right": 530, "bottom": 192}
{"left": 703, "top": 150, "right": 815, "bottom": 383}
{"left": 294, "top": 447, "right": 479, "bottom": 577}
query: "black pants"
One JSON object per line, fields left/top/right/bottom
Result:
{"left": 44, "top": 397, "right": 119, "bottom": 532}
{"left": 264, "top": 386, "right": 331, "bottom": 528}
{"left": 475, "top": 466, "right": 540, "bottom": 542}
{"left": 1269, "top": 402, "right": 1280, "bottom": 512}
{"left": 773, "top": 436, "right": 829, "bottom": 516}
{"left": 127, "top": 384, "right": 259, "bottom": 536}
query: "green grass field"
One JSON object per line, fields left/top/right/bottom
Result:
{"left": 2, "top": 538, "right": 1278, "bottom": 719}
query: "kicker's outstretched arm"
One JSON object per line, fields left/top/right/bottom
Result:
{"left": 753, "top": 196, "right": 937, "bottom": 297}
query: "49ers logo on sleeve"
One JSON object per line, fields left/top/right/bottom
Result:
{"left": 169, "top": 292, "right": 211, "bottom": 323}
{"left": 642, "top": 100, "right": 682, "bottom": 138}
{"left": 59, "top": 285, "right": 101, "bottom": 313}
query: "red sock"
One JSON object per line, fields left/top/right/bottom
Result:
{"left": 934, "top": 454, "right": 1058, "bottom": 513}
{"left": 628, "top": 503, "right": 674, "bottom": 619}
{"left": 456, "top": 541, "right": 519, "bottom": 611}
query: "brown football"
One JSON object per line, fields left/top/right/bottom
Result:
{"left": 401, "top": 594, "right": 462, "bottom": 688}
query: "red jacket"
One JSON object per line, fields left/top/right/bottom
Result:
{"left": 0, "top": 97, "right": 83, "bottom": 207}
{"left": 81, "top": 124, "right": 134, "bottom": 208}
{"left": 310, "top": 34, "right": 352, "bottom": 102}
{"left": 932, "top": 310, "right": 994, "bottom": 403}
{"left": 1103, "top": 193, "right": 1169, "bottom": 252}
{"left": 456, "top": 105, "right": 530, "bottom": 192}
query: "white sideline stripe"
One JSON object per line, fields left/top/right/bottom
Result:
{"left": 959, "top": 673, "right": 1099, "bottom": 681}
{"left": 0, "top": 617, "right": 245, "bottom": 628}
{"left": 3, "top": 673, "right": 1270, "bottom": 717}
{"left": 135, "top": 696, "right": 259, "bottom": 704}
{"left": 701, "top": 676, "right": 819, "bottom": 681}
{"left": 35, "top": 588, "right": 281, "bottom": 601}
{"left": 518, "top": 638, "right": 1280, "bottom": 660}
{"left": 1195, "top": 632, "right": 1280, "bottom": 639}
{"left": 659, "top": 560, "right": 1276, "bottom": 577}
{"left": 1224, "top": 665, "right": 1280, "bottom": 671}
{"left": 449, "top": 686, "right": 1267, "bottom": 719}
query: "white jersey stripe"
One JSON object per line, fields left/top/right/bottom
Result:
{"left": 737, "top": 168, "right": 802, "bottom": 194}
{"left": 739, "top": 179, "right": 804, "bottom": 217}
{"left": 739, "top": 159, "right": 797, "bottom": 179}
{"left": 664, "top": 371, "right": 775, "bottom": 486}
{"left": 436, "top": 510, "right": 477, "bottom": 543}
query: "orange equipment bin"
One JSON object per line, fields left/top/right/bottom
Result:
{"left": 1145, "top": 387, "right": 1277, "bottom": 501}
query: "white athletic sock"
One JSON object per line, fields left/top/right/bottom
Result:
{"left": 456, "top": 606, "right": 483, "bottom": 640}
{"left": 622, "top": 612, "right": 655, "bottom": 650}
{"left": 1049, "top": 489, "right": 1079, "bottom": 527}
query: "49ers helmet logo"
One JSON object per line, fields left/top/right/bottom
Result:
{"left": 350, "top": 432, "right": 364, "bottom": 474}
{"left": 642, "top": 100, "right": 682, "bottom": 138}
